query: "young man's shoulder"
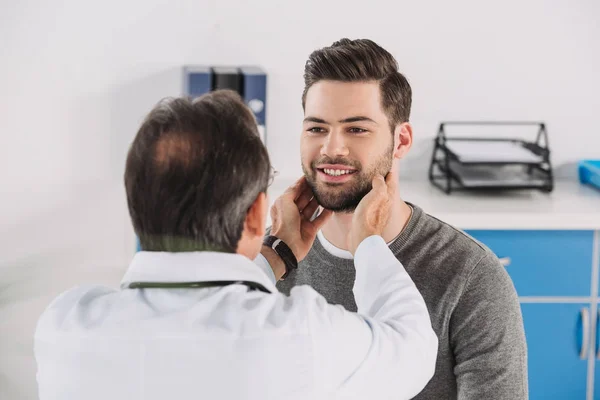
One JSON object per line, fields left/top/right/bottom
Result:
{"left": 415, "top": 209, "right": 490, "bottom": 254}
{"left": 401, "top": 206, "right": 503, "bottom": 282}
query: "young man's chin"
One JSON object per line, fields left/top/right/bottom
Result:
{"left": 312, "top": 187, "right": 364, "bottom": 214}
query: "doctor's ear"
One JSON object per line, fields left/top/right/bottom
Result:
{"left": 245, "top": 192, "right": 268, "bottom": 237}
{"left": 393, "top": 122, "right": 413, "bottom": 159}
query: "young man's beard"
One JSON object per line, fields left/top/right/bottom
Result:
{"left": 302, "top": 143, "right": 394, "bottom": 213}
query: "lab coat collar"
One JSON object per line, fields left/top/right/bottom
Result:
{"left": 120, "top": 251, "right": 277, "bottom": 293}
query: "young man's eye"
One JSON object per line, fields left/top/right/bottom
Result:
{"left": 307, "top": 127, "right": 326, "bottom": 134}
{"left": 348, "top": 127, "right": 367, "bottom": 134}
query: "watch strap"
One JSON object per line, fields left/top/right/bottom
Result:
{"left": 263, "top": 235, "right": 298, "bottom": 280}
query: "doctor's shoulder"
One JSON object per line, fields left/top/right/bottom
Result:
{"left": 34, "top": 284, "right": 116, "bottom": 337}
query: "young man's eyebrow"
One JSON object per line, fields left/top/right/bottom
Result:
{"left": 338, "top": 116, "right": 378, "bottom": 124}
{"left": 303, "top": 116, "right": 378, "bottom": 124}
{"left": 303, "top": 116, "right": 329, "bottom": 124}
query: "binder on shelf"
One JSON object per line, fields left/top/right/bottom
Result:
{"left": 181, "top": 65, "right": 267, "bottom": 144}
{"left": 211, "top": 66, "right": 242, "bottom": 93}
{"left": 428, "top": 121, "right": 554, "bottom": 194}
{"left": 183, "top": 66, "right": 212, "bottom": 99}
{"left": 240, "top": 66, "right": 267, "bottom": 144}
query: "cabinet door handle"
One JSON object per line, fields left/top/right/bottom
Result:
{"left": 597, "top": 310, "right": 600, "bottom": 360}
{"left": 580, "top": 308, "right": 590, "bottom": 360}
{"left": 498, "top": 257, "right": 511, "bottom": 267}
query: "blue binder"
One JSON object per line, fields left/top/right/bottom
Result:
{"left": 240, "top": 66, "right": 267, "bottom": 144}
{"left": 183, "top": 66, "right": 212, "bottom": 98}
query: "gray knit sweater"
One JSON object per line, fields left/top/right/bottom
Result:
{"left": 277, "top": 204, "right": 528, "bottom": 399}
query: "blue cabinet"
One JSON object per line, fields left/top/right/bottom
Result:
{"left": 522, "top": 303, "right": 590, "bottom": 399}
{"left": 467, "top": 230, "right": 594, "bottom": 297}
{"left": 466, "top": 229, "right": 598, "bottom": 400}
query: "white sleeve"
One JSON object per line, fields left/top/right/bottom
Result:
{"left": 253, "top": 253, "right": 277, "bottom": 285}
{"left": 308, "top": 235, "right": 438, "bottom": 399}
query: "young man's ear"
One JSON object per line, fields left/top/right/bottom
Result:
{"left": 393, "top": 122, "right": 413, "bottom": 159}
{"left": 244, "top": 192, "right": 268, "bottom": 238}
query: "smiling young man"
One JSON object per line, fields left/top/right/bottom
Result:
{"left": 276, "top": 39, "right": 528, "bottom": 399}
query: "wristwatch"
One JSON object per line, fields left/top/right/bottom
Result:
{"left": 263, "top": 235, "right": 298, "bottom": 280}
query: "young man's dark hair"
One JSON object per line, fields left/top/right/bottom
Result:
{"left": 124, "top": 89, "right": 271, "bottom": 253}
{"left": 302, "top": 38, "right": 412, "bottom": 131}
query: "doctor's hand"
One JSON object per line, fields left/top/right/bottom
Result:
{"left": 347, "top": 170, "right": 396, "bottom": 255}
{"left": 270, "top": 177, "right": 333, "bottom": 262}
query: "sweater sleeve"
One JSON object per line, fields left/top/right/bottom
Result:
{"left": 450, "top": 253, "right": 528, "bottom": 399}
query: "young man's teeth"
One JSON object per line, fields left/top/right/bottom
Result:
{"left": 324, "top": 169, "right": 351, "bottom": 176}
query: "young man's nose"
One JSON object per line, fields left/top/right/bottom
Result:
{"left": 320, "top": 131, "right": 349, "bottom": 158}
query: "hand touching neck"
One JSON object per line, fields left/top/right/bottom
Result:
{"left": 320, "top": 192, "right": 412, "bottom": 251}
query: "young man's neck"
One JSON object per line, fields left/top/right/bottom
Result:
{"left": 320, "top": 194, "right": 412, "bottom": 251}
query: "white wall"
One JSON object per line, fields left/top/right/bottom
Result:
{"left": 2, "top": 0, "right": 599, "bottom": 190}
{"left": 0, "top": 1, "right": 599, "bottom": 398}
